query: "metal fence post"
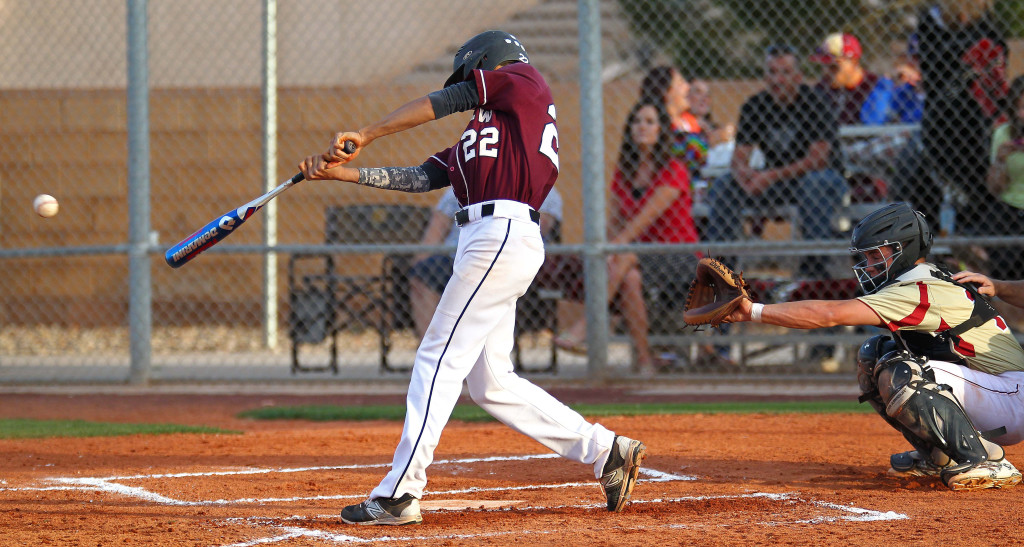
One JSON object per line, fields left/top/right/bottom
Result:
{"left": 578, "top": 0, "right": 609, "bottom": 378}
{"left": 126, "top": 0, "right": 151, "bottom": 384}
{"left": 262, "top": 0, "right": 279, "bottom": 350}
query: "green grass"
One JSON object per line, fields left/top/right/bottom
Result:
{"left": 239, "top": 400, "right": 872, "bottom": 423}
{"left": 0, "top": 419, "right": 237, "bottom": 439}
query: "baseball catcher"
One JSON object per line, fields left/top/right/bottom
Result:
{"left": 701, "top": 202, "right": 1024, "bottom": 491}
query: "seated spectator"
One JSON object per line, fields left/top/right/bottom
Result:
{"left": 985, "top": 75, "right": 1024, "bottom": 280}
{"left": 554, "top": 100, "right": 699, "bottom": 376}
{"left": 862, "top": 36, "right": 924, "bottom": 125}
{"left": 639, "top": 65, "right": 708, "bottom": 176}
{"left": 686, "top": 78, "right": 736, "bottom": 206}
{"left": 881, "top": 34, "right": 939, "bottom": 222}
{"left": 639, "top": 65, "right": 690, "bottom": 131}
{"left": 686, "top": 78, "right": 715, "bottom": 138}
{"left": 408, "top": 187, "right": 563, "bottom": 338}
{"left": 689, "top": 78, "right": 736, "bottom": 147}
{"left": 897, "top": 36, "right": 929, "bottom": 124}
{"left": 705, "top": 44, "right": 848, "bottom": 278}
{"left": 810, "top": 32, "right": 888, "bottom": 125}
{"left": 917, "top": 0, "right": 1008, "bottom": 236}
{"left": 891, "top": 54, "right": 924, "bottom": 123}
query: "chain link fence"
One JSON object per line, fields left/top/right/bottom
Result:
{"left": 2, "top": 0, "right": 1023, "bottom": 383}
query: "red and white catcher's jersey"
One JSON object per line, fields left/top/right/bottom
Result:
{"left": 858, "top": 264, "right": 1024, "bottom": 375}
{"left": 426, "top": 63, "right": 559, "bottom": 211}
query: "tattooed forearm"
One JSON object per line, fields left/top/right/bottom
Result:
{"left": 356, "top": 166, "right": 433, "bottom": 193}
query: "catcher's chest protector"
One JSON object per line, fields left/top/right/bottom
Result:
{"left": 893, "top": 267, "right": 998, "bottom": 363}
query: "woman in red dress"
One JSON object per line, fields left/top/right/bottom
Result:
{"left": 556, "top": 100, "right": 698, "bottom": 376}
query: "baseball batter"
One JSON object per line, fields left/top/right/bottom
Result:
{"left": 722, "top": 202, "right": 1024, "bottom": 491}
{"left": 298, "top": 30, "right": 646, "bottom": 525}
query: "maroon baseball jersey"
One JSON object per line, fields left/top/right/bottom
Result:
{"left": 426, "top": 63, "right": 559, "bottom": 210}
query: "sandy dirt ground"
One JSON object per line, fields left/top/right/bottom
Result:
{"left": 1, "top": 389, "right": 1022, "bottom": 546}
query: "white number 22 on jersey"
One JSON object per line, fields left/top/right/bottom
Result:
{"left": 460, "top": 128, "right": 498, "bottom": 161}
{"left": 459, "top": 104, "right": 559, "bottom": 171}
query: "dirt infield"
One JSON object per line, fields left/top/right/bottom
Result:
{"left": 1, "top": 388, "right": 1023, "bottom": 546}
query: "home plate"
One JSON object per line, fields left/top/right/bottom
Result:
{"left": 421, "top": 499, "right": 526, "bottom": 510}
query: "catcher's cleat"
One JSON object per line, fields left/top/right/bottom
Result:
{"left": 600, "top": 435, "right": 647, "bottom": 512}
{"left": 341, "top": 493, "right": 422, "bottom": 525}
{"left": 942, "top": 458, "right": 1022, "bottom": 491}
{"left": 887, "top": 450, "right": 949, "bottom": 478}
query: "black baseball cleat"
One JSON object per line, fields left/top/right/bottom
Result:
{"left": 888, "top": 450, "right": 949, "bottom": 478}
{"left": 600, "top": 435, "right": 647, "bottom": 512}
{"left": 340, "top": 493, "right": 423, "bottom": 525}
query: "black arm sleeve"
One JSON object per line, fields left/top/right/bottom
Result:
{"left": 355, "top": 162, "right": 450, "bottom": 193}
{"left": 420, "top": 161, "right": 450, "bottom": 191}
{"left": 427, "top": 80, "right": 481, "bottom": 118}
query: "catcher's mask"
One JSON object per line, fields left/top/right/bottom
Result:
{"left": 444, "top": 30, "right": 529, "bottom": 88}
{"left": 849, "top": 202, "right": 932, "bottom": 294}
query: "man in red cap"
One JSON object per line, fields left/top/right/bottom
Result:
{"left": 811, "top": 32, "right": 885, "bottom": 125}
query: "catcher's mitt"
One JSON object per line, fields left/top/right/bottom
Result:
{"left": 683, "top": 257, "right": 753, "bottom": 326}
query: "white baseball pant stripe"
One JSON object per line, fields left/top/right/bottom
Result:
{"left": 928, "top": 360, "right": 1024, "bottom": 445}
{"left": 370, "top": 211, "right": 615, "bottom": 501}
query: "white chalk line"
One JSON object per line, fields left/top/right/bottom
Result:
{"left": 297, "top": 491, "right": 905, "bottom": 522}
{"left": 218, "top": 493, "right": 908, "bottom": 547}
{"left": 2, "top": 454, "right": 907, "bottom": 546}
{"left": 67, "top": 453, "right": 567, "bottom": 482}
{"left": 221, "top": 525, "right": 550, "bottom": 546}
{"left": 0, "top": 453, "right": 694, "bottom": 507}
{"left": 24, "top": 475, "right": 681, "bottom": 507}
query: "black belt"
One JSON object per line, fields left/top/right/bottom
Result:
{"left": 455, "top": 203, "right": 540, "bottom": 226}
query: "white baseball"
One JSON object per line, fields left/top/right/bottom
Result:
{"left": 33, "top": 194, "right": 59, "bottom": 218}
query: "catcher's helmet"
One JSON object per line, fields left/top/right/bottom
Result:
{"left": 850, "top": 202, "right": 933, "bottom": 294}
{"left": 444, "top": 30, "right": 529, "bottom": 88}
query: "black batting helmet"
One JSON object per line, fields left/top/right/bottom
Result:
{"left": 850, "top": 202, "right": 933, "bottom": 294}
{"left": 444, "top": 30, "right": 530, "bottom": 88}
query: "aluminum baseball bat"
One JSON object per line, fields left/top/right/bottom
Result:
{"left": 164, "top": 141, "right": 355, "bottom": 268}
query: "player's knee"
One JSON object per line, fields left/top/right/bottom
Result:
{"left": 467, "top": 383, "right": 487, "bottom": 404}
{"left": 856, "top": 335, "right": 895, "bottom": 396}
{"left": 874, "top": 351, "right": 926, "bottom": 412}
{"left": 622, "top": 267, "right": 643, "bottom": 290}
{"left": 466, "top": 379, "right": 503, "bottom": 407}
{"left": 708, "top": 175, "right": 738, "bottom": 199}
{"left": 800, "top": 169, "right": 846, "bottom": 194}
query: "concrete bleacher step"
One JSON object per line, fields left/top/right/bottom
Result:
{"left": 514, "top": 0, "right": 618, "bottom": 18}
{"left": 397, "top": 0, "right": 635, "bottom": 85}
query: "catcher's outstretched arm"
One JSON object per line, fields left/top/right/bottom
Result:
{"left": 685, "top": 257, "right": 883, "bottom": 329}
{"left": 744, "top": 299, "right": 882, "bottom": 329}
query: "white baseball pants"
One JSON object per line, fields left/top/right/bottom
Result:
{"left": 370, "top": 200, "right": 616, "bottom": 501}
{"left": 929, "top": 360, "right": 1024, "bottom": 445}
